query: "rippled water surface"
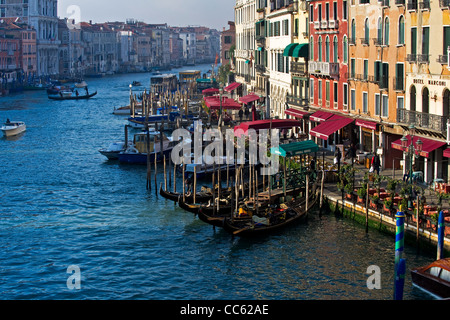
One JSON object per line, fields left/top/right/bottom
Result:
{"left": 0, "top": 65, "right": 436, "bottom": 300}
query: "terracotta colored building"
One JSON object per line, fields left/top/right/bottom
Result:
{"left": 221, "top": 21, "right": 236, "bottom": 66}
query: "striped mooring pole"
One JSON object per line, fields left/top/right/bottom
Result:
{"left": 437, "top": 211, "right": 445, "bottom": 261}
{"left": 394, "top": 210, "right": 406, "bottom": 300}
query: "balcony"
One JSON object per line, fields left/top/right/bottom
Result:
{"left": 349, "top": 38, "right": 356, "bottom": 45}
{"left": 290, "top": 61, "right": 307, "bottom": 75}
{"left": 321, "top": 20, "right": 328, "bottom": 29}
{"left": 314, "top": 21, "right": 320, "bottom": 29}
{"left": 255, "top": 64, "right": 266, "bottom": 74}
{"left": 309, "top": 61, "right": 339, "bottom": 77}
{"left": 417, "top": 54, "right": 430, "bottom": 63}
{"left": 397, "top": 109, "right": 449, "bottom": 133}
{"left": 407, "top": 54, "right": 417, "bottom": 63}
{"left": 328, "top": 20, "right": 339, "bottom": 28}
{"left": 256, "top": 35, "right": 265, "bottom": 46}
{"left": 377, "top": 78, "right": 389, "bottom": 90}
{"left": 437, "top": 55, "right": 448, "bottom": 64}
{"left": 373, "top": 38, "right": 383, "bottom": 46}
{"left": 360, "top": 38, "right": 370, "bottom": 46}
{"left": 286, "top": 95, "right": 309, "bottom": 107}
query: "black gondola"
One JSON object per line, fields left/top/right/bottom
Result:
{"left": 48, "top": 91, "right": 97, "bottom": 100}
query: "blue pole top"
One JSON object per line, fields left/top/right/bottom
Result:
{"left": 395, "top": 211, "right": 406, "bottom": 219}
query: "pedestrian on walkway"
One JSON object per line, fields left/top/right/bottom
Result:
{"left": 335, "top": 147, "right": 341, "bottom": 172}
{"left": 372, "top": 153, "right": 380, "bottom": 175}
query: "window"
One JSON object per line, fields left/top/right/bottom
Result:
{"left": 310, "top": 5, "right": 314, "bottom": 21}
{"left": 343, "top": 36, "right": 348, "bottom": 63}
{"left": 395, "top": 63, "right": 404, "bottom": 90}
{"left": 310, "top": 78, "right": 314, "bottom": 99}
{"left": 326, "top": 81, "right": 330, "bottom": 102}
{"left": 375, "top": 94, "right": 381, "bottom": 116}
{"left": 410, "top": 27, "right": 417, "bottom": 56}
{"left": 334, "top": 82, "right": 338, "bottom": 104}
{"left": 351, "top": 58, "right": 356, "bottom": 78}
{"left": 444, "top": 27, "right": 450, "bottom": 56}
{"left": 326, "top": 3, "right": 330, "bottom": 21}
{"left": 364, "top": 59, "right": 368, "bottom": 80}
{"left": 365, "top": 18, "right": 369, "bottom": 44}
{"left": 325, "top": 36, "right": 330, "bottom": 62}
{"left": 398, "top": 16, "right": 405, "bottom": 45}
{"left": 333, "top": 2, "right": 338, "bottom": 21}
{"left": 343, "top": 0, "right": 348, "bottom": 20}
{"left": 397, "top": 96, "right": 404, "bottom": 112}
{"left": 283, "top": 19, "right": 289, "bottom": 36}
{"left": 333, "top": 36, "right": 338, "bottom": 62}
{"left": 318, "top": 80, "right": 323, "bottom": 100}
{"left": 422, "top": 26, "right": 429, "bottom": 56}
{"left": 310, "top": 36, "right": 314, "bottom": 60}
{"left": 1, "top": 7, "right": 5, "bottom": 18}
{"left": 377, "top": 18, "right": 382, "bottom": 44}
{"left": 351, "top": 19, "right": 356, "bottom": 44}
{"left": 318, "top": 4, "right": 322, "bottom": 21}
{"left": 382, "top": 95, "right": 388, "bottom": 117}
{"left": 351, "top": 89, "right": 356, "bottom": 110}
{"left": 384, "top": 17, "right": 389, "bottom": 45}
{"left": 343, "top": 83, "right": 348, "bottom": 107}
{"left": 363, "top": 92, "right": 368, "bottom": 113}
{"left": 318, "top": 36, "right": 322, "bottom": 62}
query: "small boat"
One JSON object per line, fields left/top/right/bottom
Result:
{"left": 1, "top": 120, "right": 26, "bottom": 137}
{"left": 222, "top": 191, "right": 316, "bottom": 237}
{"left": 118, "top": 130, "right": 174, "bottom": 165}
{"left": 48, "top": 91, "right": 97, "bottom": 100}
{"left": 99, "top": 141, "right": 133, "bottom": 160}
{"left": 132, "top": 81, "right": 142, "bottom": 86}
{"left": 159, "top": 184, "right": 215, "bottom": 203}
{"left": 411, "top": 258, "right": 450, "bottom": 299}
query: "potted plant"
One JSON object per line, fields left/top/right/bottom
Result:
{"left": 344, "top": 182, "right": 354, "bottom": 200}
{"left": 383, "top": 198, "right": 393, "bottom": 214}
{"left": 357, "top": 186, "right": 367, "bottom": 204}
{"left": 370, "top": 195, "right": 379, "bottom": 210}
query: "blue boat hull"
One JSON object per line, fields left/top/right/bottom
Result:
{"left": 118, "top": 149, "right": 172, "bottom": 165}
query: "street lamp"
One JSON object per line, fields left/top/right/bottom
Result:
{"left": 401, "top": 124, "right": 423, "bottom": 208}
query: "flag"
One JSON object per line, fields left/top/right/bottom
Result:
{"left": 215, "top": 53, "right": 219, "bottom": 66}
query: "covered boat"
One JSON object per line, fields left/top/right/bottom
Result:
{"left": 411, "top": 258, "right": 450, "bottom": 299}
{"left": 1, "top": 120, "right": 26, "bottom": 137}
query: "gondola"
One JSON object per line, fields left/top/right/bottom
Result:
{"left": 48, "top": 91, "right": 97, "bottom": 100}
{"left": 159, "top": 184, "right": 214, "bottom": 203}
{"left": 222, "top": 191, "right": 317, "bottom": 237}
{"left": 179, "top": 196, "right": 232, "bottom": 216}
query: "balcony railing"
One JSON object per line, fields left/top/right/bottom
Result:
{"left": 417, "top": 54, "right": 430, "bottom": 63}
{"left": 395, "top": 0, "right": 405, "bottom": 5}
{"left": 397, "top": 109, "right": 449, "bottom": 133}
{"left": 290, "top": 61, "right": 307, "bottom": 75}
{"left": 407, "top": 54, "right": 417, "bottom": 63}
{"left": 437, "top": 55, "right": 448, "bottom": 64}
{"left": 373, "top": 38, "right": 383, "bottom": 46}
{"left": 314, "top": 21, "right": 320, "bottom": 29}
{"left": 308, "top": 61, "right": 339, "bottom": 77}
{"left": 286, "top": 95, "right": 309, "bottom": 107}
{"left": 349, "top": 38, "right": 356, "bottom": 45}
{"left": 328, "top": 20, "right": 339, "bottom": 28}
{"left": 360, "top": 38, "right": 370, "bottom": 46}
{"left": 321, "top": 20, "right": 328, "bottom": 29}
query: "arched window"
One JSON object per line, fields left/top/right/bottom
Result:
{"left": 410, "top": 85, "right": 416, "bottom": 111}
{"left": 310, "top": 36, "right": 314, "bottom": 60}
{"left": 351, "top": 19, "right": 356, "bottom": 44}
{"left": 384, "top": 17, "right": 389, "bottom": 45}
{"left": 343, "top": 35, "right": 348, "bottom": 63}
{"left": 443, "top": 89, "right": 450, "bottom": 118}
{"left": 333, "top": 36, "right": 338, "bottom": 62}
{"left": 398, "top": 16, "right": 405, "bottom": 45}
{"left": 325, "top": 36, "right": 330, "bottom": 62}
{"left": 377, "top": 17, "right": 382, "bottom": 44}
{"left": 364, "top": 18, "right": 369, "bottom": 44}
{"left": 318, "top": 36, "right": 322, "bottom": 62}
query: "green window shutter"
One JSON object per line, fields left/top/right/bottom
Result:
{"left": 411, "top": 27, "right": 417, "bottom": 55}
{"left": 422, "top": 27, "right": 429, "bottom": 55}
{"left": 444, "top": 27, "right": 450, "bottom": 55}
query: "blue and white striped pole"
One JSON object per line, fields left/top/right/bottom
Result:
{"left": 437, "top": 211, "right": 445, "bottom": 261}
{"left": 394, "top": 211, "right": 406, "bottom": 300}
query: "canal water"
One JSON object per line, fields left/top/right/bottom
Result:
{"left": 0, "top": 64, "right": 437, "bottom": 300}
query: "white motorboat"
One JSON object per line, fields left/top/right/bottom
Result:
{"left": 1, "top": 120, "right": 26, "bottom": 137}
{"left": 99, "top": 141, "right": 133, "bottom": 160}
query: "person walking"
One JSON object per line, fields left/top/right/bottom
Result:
{"left": 335, "top": 147, "right": 341, "bottom": 172}
{"left": 372, "top": 153, "right": 381, "bottom": 175}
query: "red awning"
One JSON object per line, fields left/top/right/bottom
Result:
{"left": 224, "top": 82, "right": 242, "bottom": 92}
{"left": 202, "top": 88, "right": 219, "bottom": 95}
{"left": 391, "top": 135, "right": 446, "bottom": 158}
{"left": 204, "top": 96, "right": 242, "bottom": 110}
{"left": 444, "top": 148, "right": 450, "bottom": 158}
{"left": 285, "top": 108, "right": 309, "bottom": 119}
{"left": 309, "top": 110, "right": 334, "bottom": 122}
{"left": 239, "top": 94, "right": 260, "bottom": 104}
{"left": 355, "top": 119, "right": 378, "bottom": 131}
{"left": 234, "top": 119, "right": 301, "bottom": 137}
{"left": 310, "top": 115, "right": 354, "bottom": 140}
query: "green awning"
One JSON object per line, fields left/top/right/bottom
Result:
{"left": 292, "top": 43, "right": 309, "bottom": 58}
{"left": 283, "top": 43, "right": 299, "bottom": 57}
{"left": 271, "top": 140, "right": 319, "bottom": 157}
